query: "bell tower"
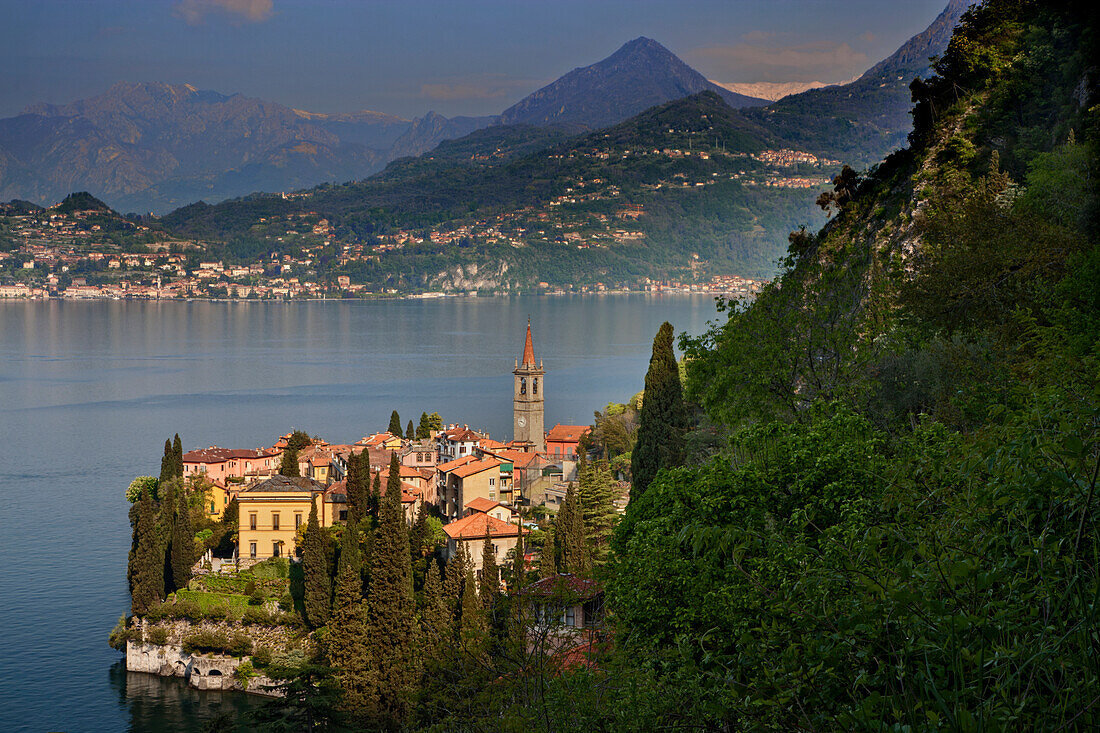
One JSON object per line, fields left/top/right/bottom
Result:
{"left": 513, "top": 320, "right": 545, "bottom": 453}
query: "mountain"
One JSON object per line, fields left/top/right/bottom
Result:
{"left": 387, "top": 111, "right": 499, "bottom": 161}
{"left": 737, "top": 0, "right": 975, "bottom": 166}
{"left": 498, "top": 37, "right": 767, "bottom": 129}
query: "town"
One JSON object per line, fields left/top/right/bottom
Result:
{"left": 114, "top": 321, "right": 641, "bottom": 721}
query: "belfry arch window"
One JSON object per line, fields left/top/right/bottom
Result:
{"left": 533, "top": 378, "right": 538, "bottom": 395}
{"left": 520, "top": 377, "right": 527, "bottom": 395}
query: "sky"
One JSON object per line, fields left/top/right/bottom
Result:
{"left": 0, "top": 0, "right": 951, "bottom": 120}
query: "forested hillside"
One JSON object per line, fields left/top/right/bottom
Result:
{"left": 608, "top": 0, "right": 1100, "bottom": 728}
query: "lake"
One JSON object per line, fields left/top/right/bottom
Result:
{"left": 0, "top": 295, "right": 719, "bottom": 732}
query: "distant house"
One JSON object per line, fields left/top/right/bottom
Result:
{"left": 236, "top": 475, "right": 327, "bottom": 562}
{"left": 544, "top": 424, "right": 590, "bottom": 462}
{"left": 401, "top": 439, "right": 439, "bottom": 469}
{"left": 437, "top": 425, "right": 482, "bottom": 462}
{"left": 183, "top": 447, "right": 280, "bottom": 484}
{"left": 519, "top": 574, "right": 606, "bottom": 664}
{"left": 442, "top": 505, "right": 526, "bottom": 577}
{"left": 437, "top": 455, "right": 509, "bottom": 518}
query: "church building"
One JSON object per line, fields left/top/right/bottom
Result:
{"left": 513, "top": 321, "right": 546, "bottom": 453}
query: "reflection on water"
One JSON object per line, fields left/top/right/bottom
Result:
{"left": 110, "top": 661, "right": 261, "bottom": 732}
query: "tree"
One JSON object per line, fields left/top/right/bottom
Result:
{"left": 577, "top": 462, "right": 620, "bottom": 564}
{"left": 280, "top": 447, "right": 300, "bottom": 477}
{"left": 405, "top": 420, "right": 415, "bottom": 440}
{"left": 443, "top": 542, "right": 469, "bottom": 623}
{"left": 345, "top": 452, "right": 368, "bottom": 525}
{"left": 167, "top": 481, "right": 196, "bottom": 591}
{"left": 366, "top": 464, "right": 419, "bottom": 726}
{"left": 302, "top": 502, "right": 331, "bottom": 629}
{"left": 386, "top": 452, "right": 402, "bottom": 504}
{"left": 457, "top": 567, "right": 488, "bottom": 663}
{"left": 130, "top": 485, "right": 164, "bottom": 615}
{"left": 159, "top": 438, "right": 175, "bottom": 485}
{"left": 479, "top": 536, "right": 500, "bottom": 607}
{"left": 328, "top": 521, "right": 373, "bottom": 721}
{"left": 249, "top": 663, "right": 346, "bottom": 732}
{"left": 369, "top": 472, "right": 382, "bottom": 521}
{"left": 558, "top": 483, "right": 591, "bottom": 576}
{"left": 388, "top": 410, "right": 402, "bottom": 437}
{"left": 630, "top": 322, "right": 686, "bottom": 498}
{"left": 416, "top": 412, "right": 432, "bottom": 440}
{"left": 287, "top": 430, "right": 312, "bottom": 450}
{"left": 172, "top": 433, "right": 183, "bottom": 477}
{"left": 420, "top": 560, "right": 449, "bottom": 646}
{"left": 539, "top": 527, "right": 558, "bottom": 578}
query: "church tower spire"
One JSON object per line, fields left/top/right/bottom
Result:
{"left": 513, "top": 319, "right": 545, "bottom": 453}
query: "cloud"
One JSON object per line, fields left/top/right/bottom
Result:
{"left": 174, "top": 0, "right": 273, "bottom": 25}
{"left": 858, "top": 31, "right": 877, "bottom": 44}
{"left": 740, "top": 30, "right": 776, "bottom": 43}
{"left": 691, "top": 40, "right": 869, "bottom": 83}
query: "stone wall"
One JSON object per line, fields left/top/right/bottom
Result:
{"left": 124, "top": 615, "right": 307, "bottom": 695}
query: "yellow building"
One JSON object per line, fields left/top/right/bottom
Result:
{"left": 237, "top": 475, "right": 327, "bottom": 561}
{"left": 438, "top": 456, "right": 509, "bottom": 519}
{"left": 201, "top": 480, "right": 231, "bottom": 521}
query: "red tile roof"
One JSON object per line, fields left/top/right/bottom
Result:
{"left": 464, "top": 497, "right": 503, "bottom": 514}
{"left": 183, "top": 447, "right": 267, "bottom": 464}
{"left": 450, "top": 457, "right": 501, "bottom": 479}
{"left": 443, "top": 427, "right": 482, "bottom": 442}
{"left": 546, "top": 424, "right": 591, "bottom": 443}
{"left": 437, "top": 455, "right": 480, "bottom": 473}
{"left": 521, "top": 573, "right": 601, "bottom": 599}
{"left": 443, "top": 511, "right": 524, "bottom": 540}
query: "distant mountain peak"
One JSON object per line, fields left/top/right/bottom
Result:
{"left": 498, "top": 37, "right": 766, "bottom": 130}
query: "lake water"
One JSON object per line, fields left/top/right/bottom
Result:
{"left": 0, "top": 295, "right": 719, "bottom": 732}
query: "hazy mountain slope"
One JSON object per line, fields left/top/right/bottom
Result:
{"left": 739, "top": 0, "right": 974, "bottom": 166}
{"left": 498, "top": 37, "right": 767, "bottom": 129}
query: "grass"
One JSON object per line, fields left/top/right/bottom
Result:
{"left": 175, "top": 589, "right": 251, "bottom": 613}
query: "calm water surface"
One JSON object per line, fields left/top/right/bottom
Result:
{"left": 0, "top": 295, "right": 718, "bottom": 732}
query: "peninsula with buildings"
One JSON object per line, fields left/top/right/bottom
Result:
{"left": 113, "top": 322, "right": 627, "bottom": 710}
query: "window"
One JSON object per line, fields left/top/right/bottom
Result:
{"left": 249, "top": 513, "right": 257, "bottom": 530}
{"left": 249, "top": 542, "right": 257, "bottom": 559}
{"left": 489, "top": 477, "right": 495, "bottom": 486}
{"left": 520, "top": 377, "right": 526, "bottom": 395}
{"left": 210, "top": 501, "right": 216, "bottom": 513}
{"left": 272, "top": 542, "right": 280, "bottom": 558}
{"left": 533, "top": 378, "right": 538, "bottom": 395}
{"left": 295, "top": 513, "right": 303, "bottom": 529}
{"left": 565, "top": 607, "right": 576, "bottom": 627}
{"left": 272, "top": 513, "right": 280, "bottom": 531}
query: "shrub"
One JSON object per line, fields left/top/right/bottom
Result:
{"left": 143, "top": 603, "right": 166, "bottom": 623}
{"left": 242, "top": 607, "right": 271, "bottom": 625}
{"left": 108, "top": 615, "right": 140, "bottom": 650}
{"left": 228, "top": 631, "right": 253, "bottom": 657}
{"left": 248, "top": 589, "right": 265, "bottom": 606}
{"left": 244, "top": 580, "right": 257, "bottom": 596}
{"left": 181, "top": 629, "right": 230, "bottom": 655}
{"left": 252, "top": 646, "right": 273, "bottom": 668}
{"left": 233, "top": 659, "right": 257, "bottom": 689}
{"left": 146, "top": 626, "right": 170, "bottom": 645}
{"left": 277, "top": 591, "right": 293, "bottom": 612}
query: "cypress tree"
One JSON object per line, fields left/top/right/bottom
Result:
{"left": 387, "top": 452, "right": 402, "bottom": 506}
{"left": 479, "top": 536, "right": 499, "bottom": 607}
{"left": 345, "top": 451, "right": 368, "bottom": 525}
{"left": 366, "top": 465, "right": 419, "bottom": 726}
{"left": 159, "top": 439, "right": 174, "bottom": 485}
{"left": 578, "top": 461, "right": 620, "bottom": 564}
{"left": 539, "top": 527, "right": 558, "bottom": 578}
{"left": 388, "top": 410, "right": 402, "bottom": 437}
{"left": 420, "top": 560, "right": 449, "bottom": 645}
{"left": 279, "top": 447, "right": 300, "bottom": 477}
{"left": 457, "top": 567, "right": 488, "bottom": 662}
{"left": 369, "top": 472, "right": 382, "bottom": 520}
{"left": 131, "top": 486, "right": 164, "bottom": 615}
{"left": 168, "top": 482, "right": 195, "bottom": 591}
{"left": 405, "top": 419, "right": 415, "bottom": 440}
{"left": 328, "top": 521, "right": 373, "bottom": 721}
{"left": 416, "top": 412, "right": 431, "bottom": 440}
{"left": 443, "top": 542, "right": 468, "bottom": 617}
{"left": 302, "top": 502, "right": 331, "bottom": 628}
{"left": 631, "top": 321, "right": 687, "bottom": 497}
{"left": 172, "top": 433, "right": 183, "bottom": 477}
{"left": 559, "top": 483, "right": 591, "bottom": 576}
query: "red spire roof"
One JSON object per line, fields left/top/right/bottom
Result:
{"left": 521, "top": 321, "right": 536, "bottom": 366}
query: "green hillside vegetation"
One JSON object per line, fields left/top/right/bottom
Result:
{"left": 158, "top": 92, "right": 834, "bottom": 285}
{"left": 608, "top": 0, "right": 1100, "bottom": 728}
